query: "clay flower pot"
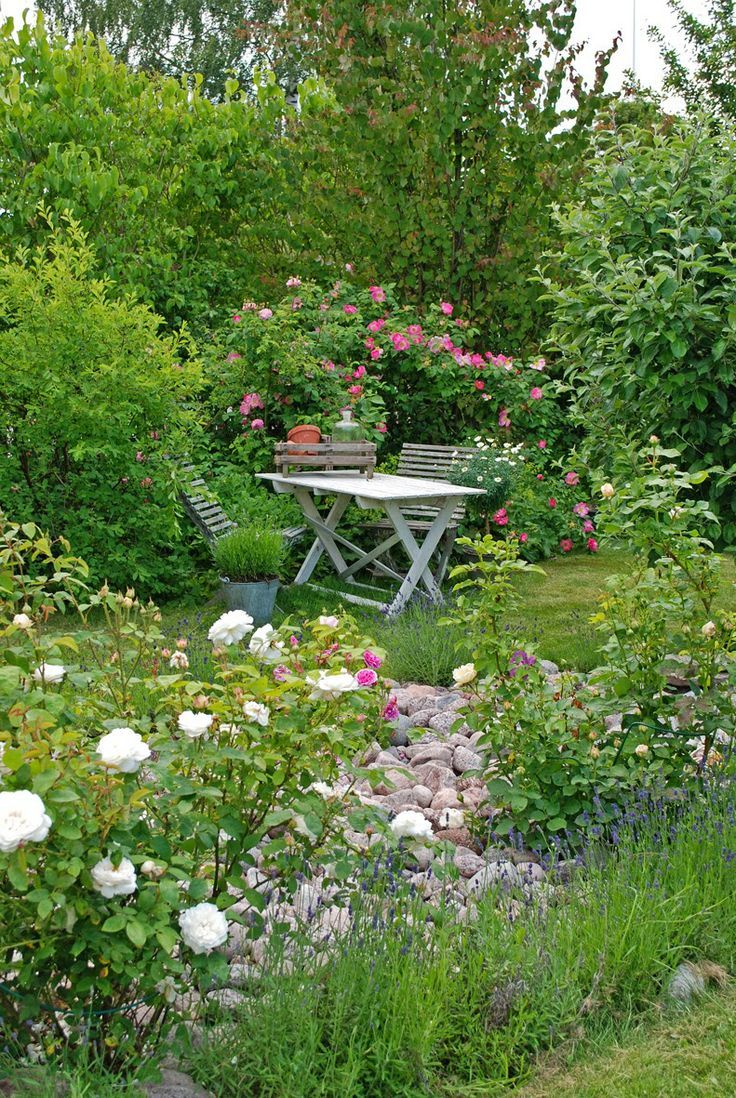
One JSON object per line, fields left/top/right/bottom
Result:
{"left": 287, "top": 424, "right": 322, "bottom": 454}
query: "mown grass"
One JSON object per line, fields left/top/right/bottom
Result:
{"left": 158, "top": 546, "right": 736, "bottom": 680}
{"left": 517, "top": 989, "right": 736, "bottom": 1097}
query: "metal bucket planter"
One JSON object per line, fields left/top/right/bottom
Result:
{"left": 220, "top": 577, "right": 280, "bottom": 626}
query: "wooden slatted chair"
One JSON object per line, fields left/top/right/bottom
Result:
{"left": 365, "top": 442, "right": 477, "bottom": 585}
{"left": 179, "top": 462, "right": 305, "bottom": 546}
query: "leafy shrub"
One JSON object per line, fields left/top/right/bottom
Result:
{"left": 0, "top": 514, "right": 387, "bottom": 1065}
{"left": 212, "top": 526, "right": 285, "bottom": 582}
{"left": 206, "top": 277, "right": 566, "bottom": 453}
{"left": 542, "top": 117, "right": 736, "bottom": 543}
{"left": 449, "top": 499, "right": 736, "bottom": 842}
{"left": 0, "top": 219, "right": 202, "bottom": 594}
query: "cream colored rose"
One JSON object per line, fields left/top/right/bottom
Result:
{"left": 701, "top": 621, "right": 717, "bottom": 638}
{"left": 452, "top": 662, "right": 477, "bottom": 687}
{"left": 600, "top": 483, "right": 615, "bottom": 499}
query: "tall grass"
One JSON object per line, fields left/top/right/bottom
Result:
{"left": 376, "top": 601, "right": 472, "bottom": 686}
{"left": 188, "top": 781, "right": 736, "bottom": 1097}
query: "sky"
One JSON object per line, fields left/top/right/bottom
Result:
{"left": 0, "top": 0, "right": 710, "bottom": 103}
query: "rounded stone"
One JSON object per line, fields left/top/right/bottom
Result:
{"left": 453, "top": 745, "right": 482, "bottom": 774}
{"left": 409, "top": 745, "right": 453, "bottom": 769}
{"left": 454, "top": 852, "right": 485, "bottom": 878}
{"left": 413, "top": 783, "right": 434, "bottom": 808}
{"left": 431, "top": 787, "right": 461, "bottom": 810}
{"left": 465, "top": 861, "right": 520, "bottom": 898}
{"left": 389, "top": 727, "right": 411, "bottom": 747}
{"left": 412, "top": 763, "right": 457, "bottom": 793}
{"left": 409, "top": 709, "right": 440, "bottom": 728}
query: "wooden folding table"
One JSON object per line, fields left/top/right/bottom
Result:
{"left": 257, "top": 471, "right": 485, "bottom": 616}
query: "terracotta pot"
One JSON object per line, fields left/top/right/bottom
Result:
{"left": 287, "top": 424, "right": 322, "bottom": 455}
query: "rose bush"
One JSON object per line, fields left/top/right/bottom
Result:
{"left": 205, "top": 276, "right": 567, "bottom": 453}
{"left": 0, "top": 514, "right": 386, "bottom": 1066}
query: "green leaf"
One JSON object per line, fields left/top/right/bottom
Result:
{"left": 126, "top": 919, "right": 148, "bottom": 947}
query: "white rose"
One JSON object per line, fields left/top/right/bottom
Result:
{"left": 179, "top": 902, "right": 229, "bottom": 954}
{"left": 318, "top": 615, "right": 340, "bottom": 628}
{"left": 634, "top": 743, "right": 649, "bottom": 758}
{"left": 669, "top": 506, "right": 684, "bottom": 520}
{"left": 248, "top": 624, "right": 284, "bottom": 661}
{"left": 208, "top": 610, "right": 254, "bottom": 646}
{"left": 12, "top": 613, "right": 33, "bottom": 630}
{"left": 0, "top": 790, "right": 52, "bottom": 852}
{"left": 96, "top": 727, "right": 151, "bottom": 774}
{"left": 33, "top": 663, "right": 65, "bottom": 685}
{"left": 141, "top": 859, "right": 165, "bottom": 880}
{"left": 452, "top": 662, "right": 477, "bottom": 687}
{"left": 438, "top": 807, "right": 465, "bottom": 830}
{"left": 701, "top": 621, "right": 717, "bottom": 638}
{"left": 310, "top": 781, "right": 337, "bottom": 799}
{"left": 0, "top": 742, "right": 9, "bottom": 778}
{"left": 307, "top": 669, "right": 359, "bottom": 701}
{"left": 242, "top": 701, "right": 270, "bottom": 727}
{"left": 169, "top": 650, "right": 189, "bottom": 671}
{"left": 177, "top": 710, "right": 214, "bottom": 739}
{"left": 390, "top": 810, "right": 433, "bottom": 841}
{"left": 600, "top": 483, "right": 615, "bottom": 499}
{"left": 91, "top": 856, "right": 137, "bottom": 898}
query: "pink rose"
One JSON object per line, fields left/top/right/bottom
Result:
{"left": 226, "top": 352, "right": 241, "bottom": 362}
{"left": 560, "top": 538, "right": 573, "bottom": 552}
{"left": 573, "top": 502, "right": 590, "bottom": 517}
{"left": 370, "top": 347, "right": 383, "bottom": 360}
{"left": 291, "top": 297, "right": 303, "bottom": 310}
{"left": 250, "top": 418, "right": 265, "bottom": 430}
{"left": 367, "top": 318, "right": 386, "bottom": 333}
{"left": 493, "top": 508, "right": 509, "bottom": 527}
{"left": 582, "top": 519, "right": 595, "bottom": 533}
{"left": 135, "top": 451, "right": 145, "bottom": 462}
{"left": 353, "top": 365, "right": 366, "bottom": 379}
{"left": 549, "top": 498, "right": 557, "bottom": 508}
{"left": 538, "top": 439, "right": 547, "bottom": 449}
{"left": 355, "top": 668, "right": 378, "bottom": 687}
{"left": 376, "top": 422, "right": 388, "bottom": 433}
{"left": 369, "top": 286, "right": 386, "bottom": 303}
{"left": 363, "top": 650, "right": 382, "bottom": 669}
{"left": 232, "top": 314, "right": 242, "bottom": 323}
{"left": 343, "top": 304, "right": 358, "bottom": 315}
{"left": 474, "top": 380, "right": 485, "bottom": 391}
{"left": 439, "top": 301, "right": 453, "bottom": 315}
{"left": 345, "top": 263, "right": 354, "bottom": 273}
{"left": 586, "top": 537, "right": 599, "bottom": 552}
{"left": 286, "top": 276, "right": 301, "bottom": 288}
{"left": 519, "top": 532, "right": 528, "bottom": 544}
{"left": 537, "top": 473, "right": 544, "bottom": 480}
{"left": 391, "top": 333, "right": 410, "bottom": 351}
{"left": 382, "top": 696, "right": 400, "bottom": 721}
{"left": 564, "top": 471, "right": 580, "bottom": 487}
{"left": 258, "top": 308, "right": 273, "bottom": 320}
{"left": 498, "top": 408, "right": 511, "bottom": 428}
{"left": 273, "top": 665, "right": 289, "bottom": 682}
{"left": 530, "top": 387, "right": 543, "bottom": 400}
{"left": 348, "top": 385, "right": 363, "bottom": 396}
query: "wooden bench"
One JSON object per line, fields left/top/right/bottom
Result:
{"left": 365, "top": 443, "right": 477, "bottom": 585}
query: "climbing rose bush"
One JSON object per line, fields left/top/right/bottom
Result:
{"left": 0, "top": 515, "right": 385, "bottom": 1066}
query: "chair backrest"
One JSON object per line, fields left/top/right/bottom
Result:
{"left": 395, "top": 443, "right": 478, "bottom": 524}
{"left": 396, "top": 443, "right": 477, "bottom": 481}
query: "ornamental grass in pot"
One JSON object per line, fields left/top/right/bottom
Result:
{"left": 213, "top": 525, "right": 286, "bottom": 625}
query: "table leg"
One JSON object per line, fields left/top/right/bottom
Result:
{"left": 382, "top": 498, "right": 458, "bottom": 615}
{"left": 293, "top": 492, "right": 350, "bottom": 584}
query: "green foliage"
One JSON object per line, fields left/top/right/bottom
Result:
{"left": 0, "top": 18, "right": 298, "bottom": 331}
{"left": 188, "top": 784, "right": 736, "bottom": 1096}
{"left": 207, "top": 277, "right": 564, "bottom": 451}
{"left": 542, "top": 117, "right": 736, "bottom": 543}
{"left": 212, "top": 526, "right": 285, "bottom": 582}
{"left": 378, "top": 603, "right": 472, "bottom": 687}
{"left": 0, "top": 218, "right": 201, "bottom": 593}
{"left": 653, "top": 0, "right": 736, "bottom": 119}
{"left": 38, "top": 0, "right": 299, "bottom": 103}
{"left": 0, "top": 515, "right": 387, "bottom": 1065}
{"left": 282, "top": 0, "right": 617, "bottom": 347}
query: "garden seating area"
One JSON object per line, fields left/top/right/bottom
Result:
{"left": 3, "top": 4, "right": 736, "bottom": 1097}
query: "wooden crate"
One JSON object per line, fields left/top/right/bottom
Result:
{"left": 274, "top": 438, "right": 376, "bottom": 477}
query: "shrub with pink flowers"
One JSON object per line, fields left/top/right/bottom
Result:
{"left": 206, "top": 277, "right": 567, "bottom": 452}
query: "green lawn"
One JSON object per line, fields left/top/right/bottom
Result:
{"left": 160, "top": 547, "right": 736, "bottom": 678}
{"left": 516, "top": 991, "right": 736, "bottom": 1098}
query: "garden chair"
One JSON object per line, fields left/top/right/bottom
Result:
{"left": 179, "top": 462, "right": 305, "bottom": 546}
{"left": 363, "top": 442, "right": 476, "bottom": 586}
